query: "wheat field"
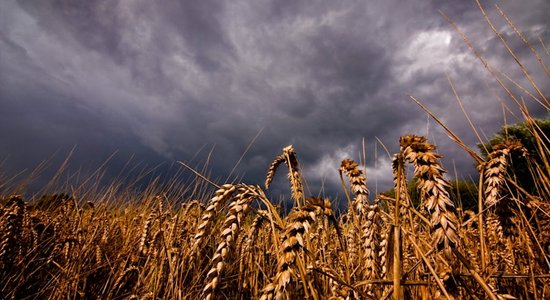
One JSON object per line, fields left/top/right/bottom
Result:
{"left": 1, "top": 3, "right": 549, "bottom": 300}
{"left": 1, "top": 130, "right": 549, "bottom": 299}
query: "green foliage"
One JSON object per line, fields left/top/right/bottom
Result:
{"left": 479, "top": 119, "right": 550, "bottom": 193}
{"left": 479, "top": 119, "right": 550, "bottom": 157}
{"left": 448, "top": 179, "right": 478, "bottom": 212}
{"left": 381, "top": 178, "right": 420, "bottom": 207}
{"left": 383, "top": 178, "right": 478, "bottom": 211}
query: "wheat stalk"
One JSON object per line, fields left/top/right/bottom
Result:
{"left": 391, "top": 154, "right": 412, "bottom": 219}
{"left": 339, "top": 158, "right": 372, "bottom": 280}
{"left": 339, "top": 159, "right": 381, "bottom": 293}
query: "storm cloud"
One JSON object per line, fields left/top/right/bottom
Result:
{"left": 1, "top": 0, "right": 548, "bottom": 199}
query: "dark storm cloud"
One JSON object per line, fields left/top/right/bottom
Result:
{"left": 1, "top": 0, "right": 548, "bottom": 198}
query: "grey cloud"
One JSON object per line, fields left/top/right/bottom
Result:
{"left": 1, "top": 0, "right": 548, "bottom": 198}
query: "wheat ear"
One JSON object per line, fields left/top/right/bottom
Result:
{"left": 265, "top": 145, "right": 304, "bottom": 206}
{"left": 192, "top": 184, "right": 237, "bottom": 253}
{"left": 482, "top": 140, "right": 527, "bottom": 271}
{"left": 260, "top": 197, "right": 331, "bottom": 300}
{"left": 400, "top": 135, "right": 459, "bottom": 253}
{"left": 339, "top": 159, "right": 369, "bottom": 214}
{"left": 202, "top": 185, "right": 266, "bottom": 300}
{"left": 483, "top": 139, "right": 526, "bottom": 208}
{"left": 138, "top": 212, "right": 157, "bottom": 257}
{"left": 378, "top": 221, "right": 389, "bottom": 281}
{"left": 361, "top": 201, "right": 381, "bottom": 286}
{"left": 266, "top": 153, "right": 286, "bottom": 190}
{"left": 0, "top": 196, "right": 25, "bottom": 271}
{"left": 109, "top": 266, "right": 140, "bottom": 299}
{"left": 484, "top": 149, "right": 510, "bottom": 209}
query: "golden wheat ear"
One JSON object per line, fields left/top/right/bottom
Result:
{"left": 400, "top": 135, "right": 460, "bottom": 254}
{"left": 339, "top": 158, "right": 369, "bottom": 214}
{"left": 265, "top": 145, "right": 304, "bottom": 206}
{"left": 265, "top": 153, "right": 285, "bottom": 190}
{"left": 191, "top": 184, "right": 237, "bottom": 258}
{"left": 260, "top": 197, "right": 330, "bottom": 300}
{"left": 202, "top": 184, "right": 269, "bottom": 300}
{"left": 483, "top": 139, "right": 527, "bottom": 208}
{"left": 0, "top": 195, "right": 26, "bottom": 271}
{"left": 482, "top": 140, "right": 529, "bottom": 275}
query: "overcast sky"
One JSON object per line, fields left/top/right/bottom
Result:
{"left": 1, "top": 0, "right": 548, "bottom": 200}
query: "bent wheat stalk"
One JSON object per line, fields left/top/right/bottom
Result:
{"left": 265, "top": 145, "right": 304, "bottom": 207}
{"left": 191, "top": 184, "right": 237, "bottom": 255}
